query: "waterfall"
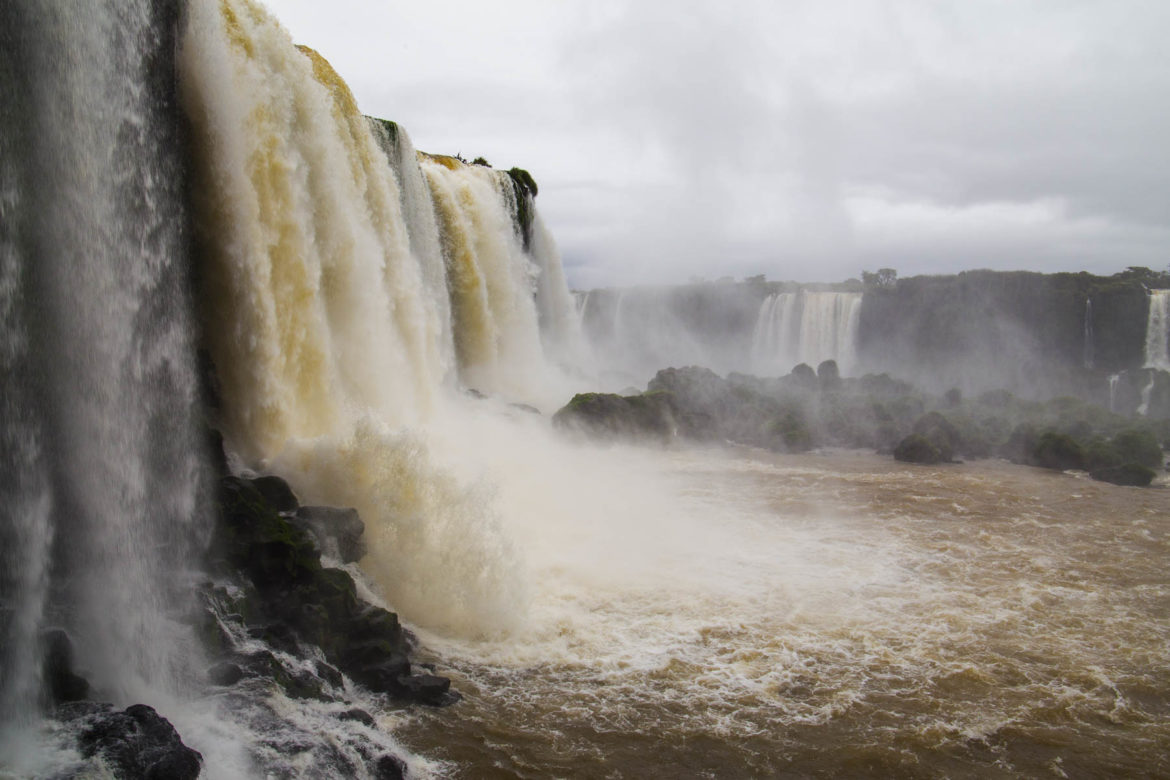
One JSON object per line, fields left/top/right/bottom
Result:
{"left": 1144, "top": 290, "right": 1170, "bottom": 370}
{"left": 1083, "top": 298, "right": 1095, "bottom": 369}
{"left": 1137, "top": 372, "right": 1157, "bottom": 416}
{"left": 751, "top": 291, "right": 862, "bottom": 376}
{"left": 179, "top": 0, "right": 581, "bottom": 636}
{"left": 1, "top": 0, "right": 205, "bottom": 759}
{"left": 1108, "top": 373, "right": 1120, "bottom": 413}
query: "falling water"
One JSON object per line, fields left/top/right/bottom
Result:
{"left": 0, "top": 0, "right": 206, "bottom": 764}
{"left": 1108, "top": 373, "right": 1120, "bottom": 413}
{"left": 751, "top": 291, "right": 862, "bottom": 375}
{"left": 1144, "top": 290, "right": 1170, "bottom": 370}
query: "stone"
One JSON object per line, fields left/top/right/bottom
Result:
{"left": 250, "top": 475, "right": 299, "bottom": 512}
{"left": 79, "top": 703, "right": 202, "bottom": 780}
{"left": 893, "top": 433, "right": 943, "bottom": 464}
{"left": 1090, "top": 463, "right": 1156, "bottom": 487}
{"left": 295, "top": 505, "right": 366, "bottom": 563}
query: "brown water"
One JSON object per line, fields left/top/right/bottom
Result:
{"left": 394, "top": 449, "right": 1170, "bottom": 778}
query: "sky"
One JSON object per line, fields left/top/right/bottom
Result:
{"left": 261, "top": 0, "right": 1170, "bottom": 290}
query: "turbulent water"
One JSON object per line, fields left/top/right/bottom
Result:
{"left": 393, "top": 448, "right": 1170, "bottom": 778}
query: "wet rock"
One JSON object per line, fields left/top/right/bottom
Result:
{"left": 1029, "top": 431, "right": 1086, "bottom": 471}
{"left": 315, "top": 660, "right": 344, "bottom": 689}
{"left": 79, "top": 703, "right": 202, "bottom": 780}
{"left": 552, "top": 391, "right": 678, "bottom": 441}
{"left": 392, "top": 673, "right": 460, "bottom": 707}
{"left": 893, "top": 433, "right": 943, "bottom": 464}
{"left": 42, "top": 628, "right": 89, "bottom": 704}
{"left": 250, "top": 475, "right": 299, "bottom": 512}
{"left": 207, "top": 661, "right": 244, "bottom": 686}
{"left": 374, "top": 753, "right": 407, "bottom": 780}
{"left": 1090, "top": 462, "right": 1156, "bottom": 487}
{"left": 337, "top": 708, "right": 376, "bottom": 728}
{"left": 295, "top": 505, "right": 366, "bottom": 563}
{"left": 912, "top": 411, "right": 960, "bottom": 462}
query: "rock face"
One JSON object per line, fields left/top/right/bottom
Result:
{"left": 71, "top": 703, "right": 203, "bottom": 780}
{"left": 204, "top": 474, "right": 457, "bottom": 706}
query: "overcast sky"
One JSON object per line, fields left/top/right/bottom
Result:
{"left": 262, "top": 0, "right": 1170, "bottom": 290}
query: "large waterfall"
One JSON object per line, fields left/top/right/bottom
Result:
{"left": 1145, "top": 289, "right": 1170, "bottom": 370}
{"left": 0, "top": 0, "right": 207, "bottom": 764}
{"left": 3, "top": 0, "right": 584, "bottom": 772}
{"left": 750, "top": 291, "right": 863, "bottom": 376}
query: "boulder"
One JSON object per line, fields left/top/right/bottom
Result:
{"left": 1030, "top": 431, "right": 1086, "bottom": 471}
{"left": 250, "top": 475, "right": 299, "bottom": 512}
{"left": 79, "top": 704, "right": 202, "bottom": 780}
{"left": 1090, "top": 463, "right": 1156, "bottom": 487}
{"left": 893, "top": 433, "right": 942, "bottom": 464}
{"left": 912, "top": 411, "right": 960, "bottom": 462}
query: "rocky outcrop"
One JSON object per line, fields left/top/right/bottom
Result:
{"left": 57, "top": 702, "right": 202, "bottom": 780}
{"left": 893, "top": 434, "right": 943, "bottom": 464}
{"left": 202, "top": 473, "right": 457, "bottom": 707}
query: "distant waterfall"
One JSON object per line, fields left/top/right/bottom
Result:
{"left": 1, "top": 0, "right": 205, "bottom": 752}
{"left": 1108, "top": 374, "right": 1120, "bottom": 413}
{"left": 1083, "top": 298, "right": 1095, "bottom": 369}
{"left": 1144, "top": 290, "right": 1170, "bottom": 370}
{"left": 751, "top": 291, "right": 862, "bottom": 376}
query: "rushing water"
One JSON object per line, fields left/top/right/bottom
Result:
{"left": 389, "top": 447, "right": 1170, "bottom": 778}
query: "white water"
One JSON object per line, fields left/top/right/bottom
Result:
{"left": 1145, "top": 290, "right": 1170, "bottom": 370}
{"left": 1, "top": 0, "right": 206, "bottom": 769}
{"left": 751, "top": 291, "right": 863, "bottom": 376}
{"left": 1108, "top": 373, "right": 1120, "bottom": 412}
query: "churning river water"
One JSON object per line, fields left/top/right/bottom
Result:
{"left": 391, "top": 447, "right": 1169, "bottom": 778}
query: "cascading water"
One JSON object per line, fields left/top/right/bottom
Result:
{"left": 751, "top": 291, "right": 862, "bottom": 376}
{"left": 1144, "top": 289, "right": 1170, "bottom": 370}
{"left": 0, "top": 0, "right": 206, "bottom": 767}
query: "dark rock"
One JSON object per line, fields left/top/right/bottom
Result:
{"left": 337, "top": 708, "right": 376, "bottom": 728}
{"left": 552, "top": 391, "right": 677, "bottom": 441}
{"left": 79, "top": 703, "right": 202, "bottom": 780}
{"left": 912, "top": 412, "right": 960, "bottom": 462}
{"left": 790, "top": 363, "right": 817, "bottom": 391}
{"left": 1030, "top": 431, "right": 1086, "bottom": 471}
{"left": 207, "top": 661, "right": 244, "bottom": 686}
{"left": 1090, "top": 463, "right": 1156, "bottom": 487}
{"left": 250, "top": 475, "right": 299, "bottom": 512}
{"left": 509, "top": 402, "right": 541, "bottom": 415}
{"left": 315, "top": 660, "right": 345, "bottom": 689}
{"left": 392, "top": 673, "right": 459, "bottom": 706}
{"left": 42, "top": 628, "right": 89, "bottom": 704}
{"left": 374, "top": 753, "right": 407, "bottom": 780}
{"left": 1110, "top": 429, "right": 1164, "bottom": 470}
{"left": 894, "top": 433, "right": 942, "bottom": 464}
{"left": 295, "top": 505, "right": 366, "bottom": 563}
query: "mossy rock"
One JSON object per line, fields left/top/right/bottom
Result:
{"left": 1090, "top": 462, "right": 1156, "bottom": 487}
{"left": 1030, "top": 431, "right": 1086, "bottom": 471}
{"left": 894, "top": 433, "right": 943, "bottom": 464}
{"left": 1110, "top": 429, "right": 1163, "bottom": 470}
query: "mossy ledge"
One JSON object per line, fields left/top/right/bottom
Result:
{"left": 198, "top": 466, "right": 459, "bottom": 707}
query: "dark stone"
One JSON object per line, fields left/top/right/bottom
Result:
{"left": 816, "top": 360, "right": 841, "bottom": 391}
{"left": 295, "top": 505, "right": 366, "bottom": 563}
{"left": 315, "top": 660, "right": 344, "bottom": 689}
{"left": 893, "top": 433, "right": 942, "bottom": 464}
{"left": 79, "top": 703, "right": 202, "bottom": 780}
{"left": 552, "top": 390, "right": 677, "bottom": 441}
{"left": 790, "top": 363, "right": 817, "bottom": 390}
{"left": 392, "top": 673, "right": 459, "bottom": 706}
{"left": 337, "top": 708, "right": 376, "bottom": 728}
{"left": 509, "top": 402, "right": 541, "bottom": 415}
{"left": 1110, "top": 429, "right": 1164, "bottom": 470}
{"left": 250, "top": 475, "right": 299, "bottom": 512}
{"left": 1030, "top": 431, "right": 1086, "bottom": 471}
{"left": 207, "top": 661, "right": 244, "bottom": 686}
{"left": 374, "top": 753, "right": 408, "bottom": 780}
{"left": 1090, "top": 463, "right": 1156, "bottom": 487}
{"left": 912, "top": 412, "right": 960, "bottom": 462}
{"left": 42, "top": 628, "right": 89, "bottom": 704}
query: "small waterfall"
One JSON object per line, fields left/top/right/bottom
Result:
{"left": 1144, "top": 290, "right": 1170, "bottom": 370}
{"left": 750, "top": 293, "right": 799, "bottom": 375}
{"left": 751, "top": 291, "right": 862, "bottom": 376}
{"left": 530, "top": 211, "right": 591, "bottom": 371}
{"left": 1, "top": 0, "right": 205, "bottom": 757}
{"left": 1108, "top": 373, "right": 1120, "bottom": 413}
{"left": 1083, "top": 298, "right": 1095, "bottom": 369}
{"left": 1137, "top": 372, "right": 1157, "bottom": 416}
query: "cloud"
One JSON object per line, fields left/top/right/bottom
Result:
{"left": 262, "top": 0, "right": 1170, "bottom": 288}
